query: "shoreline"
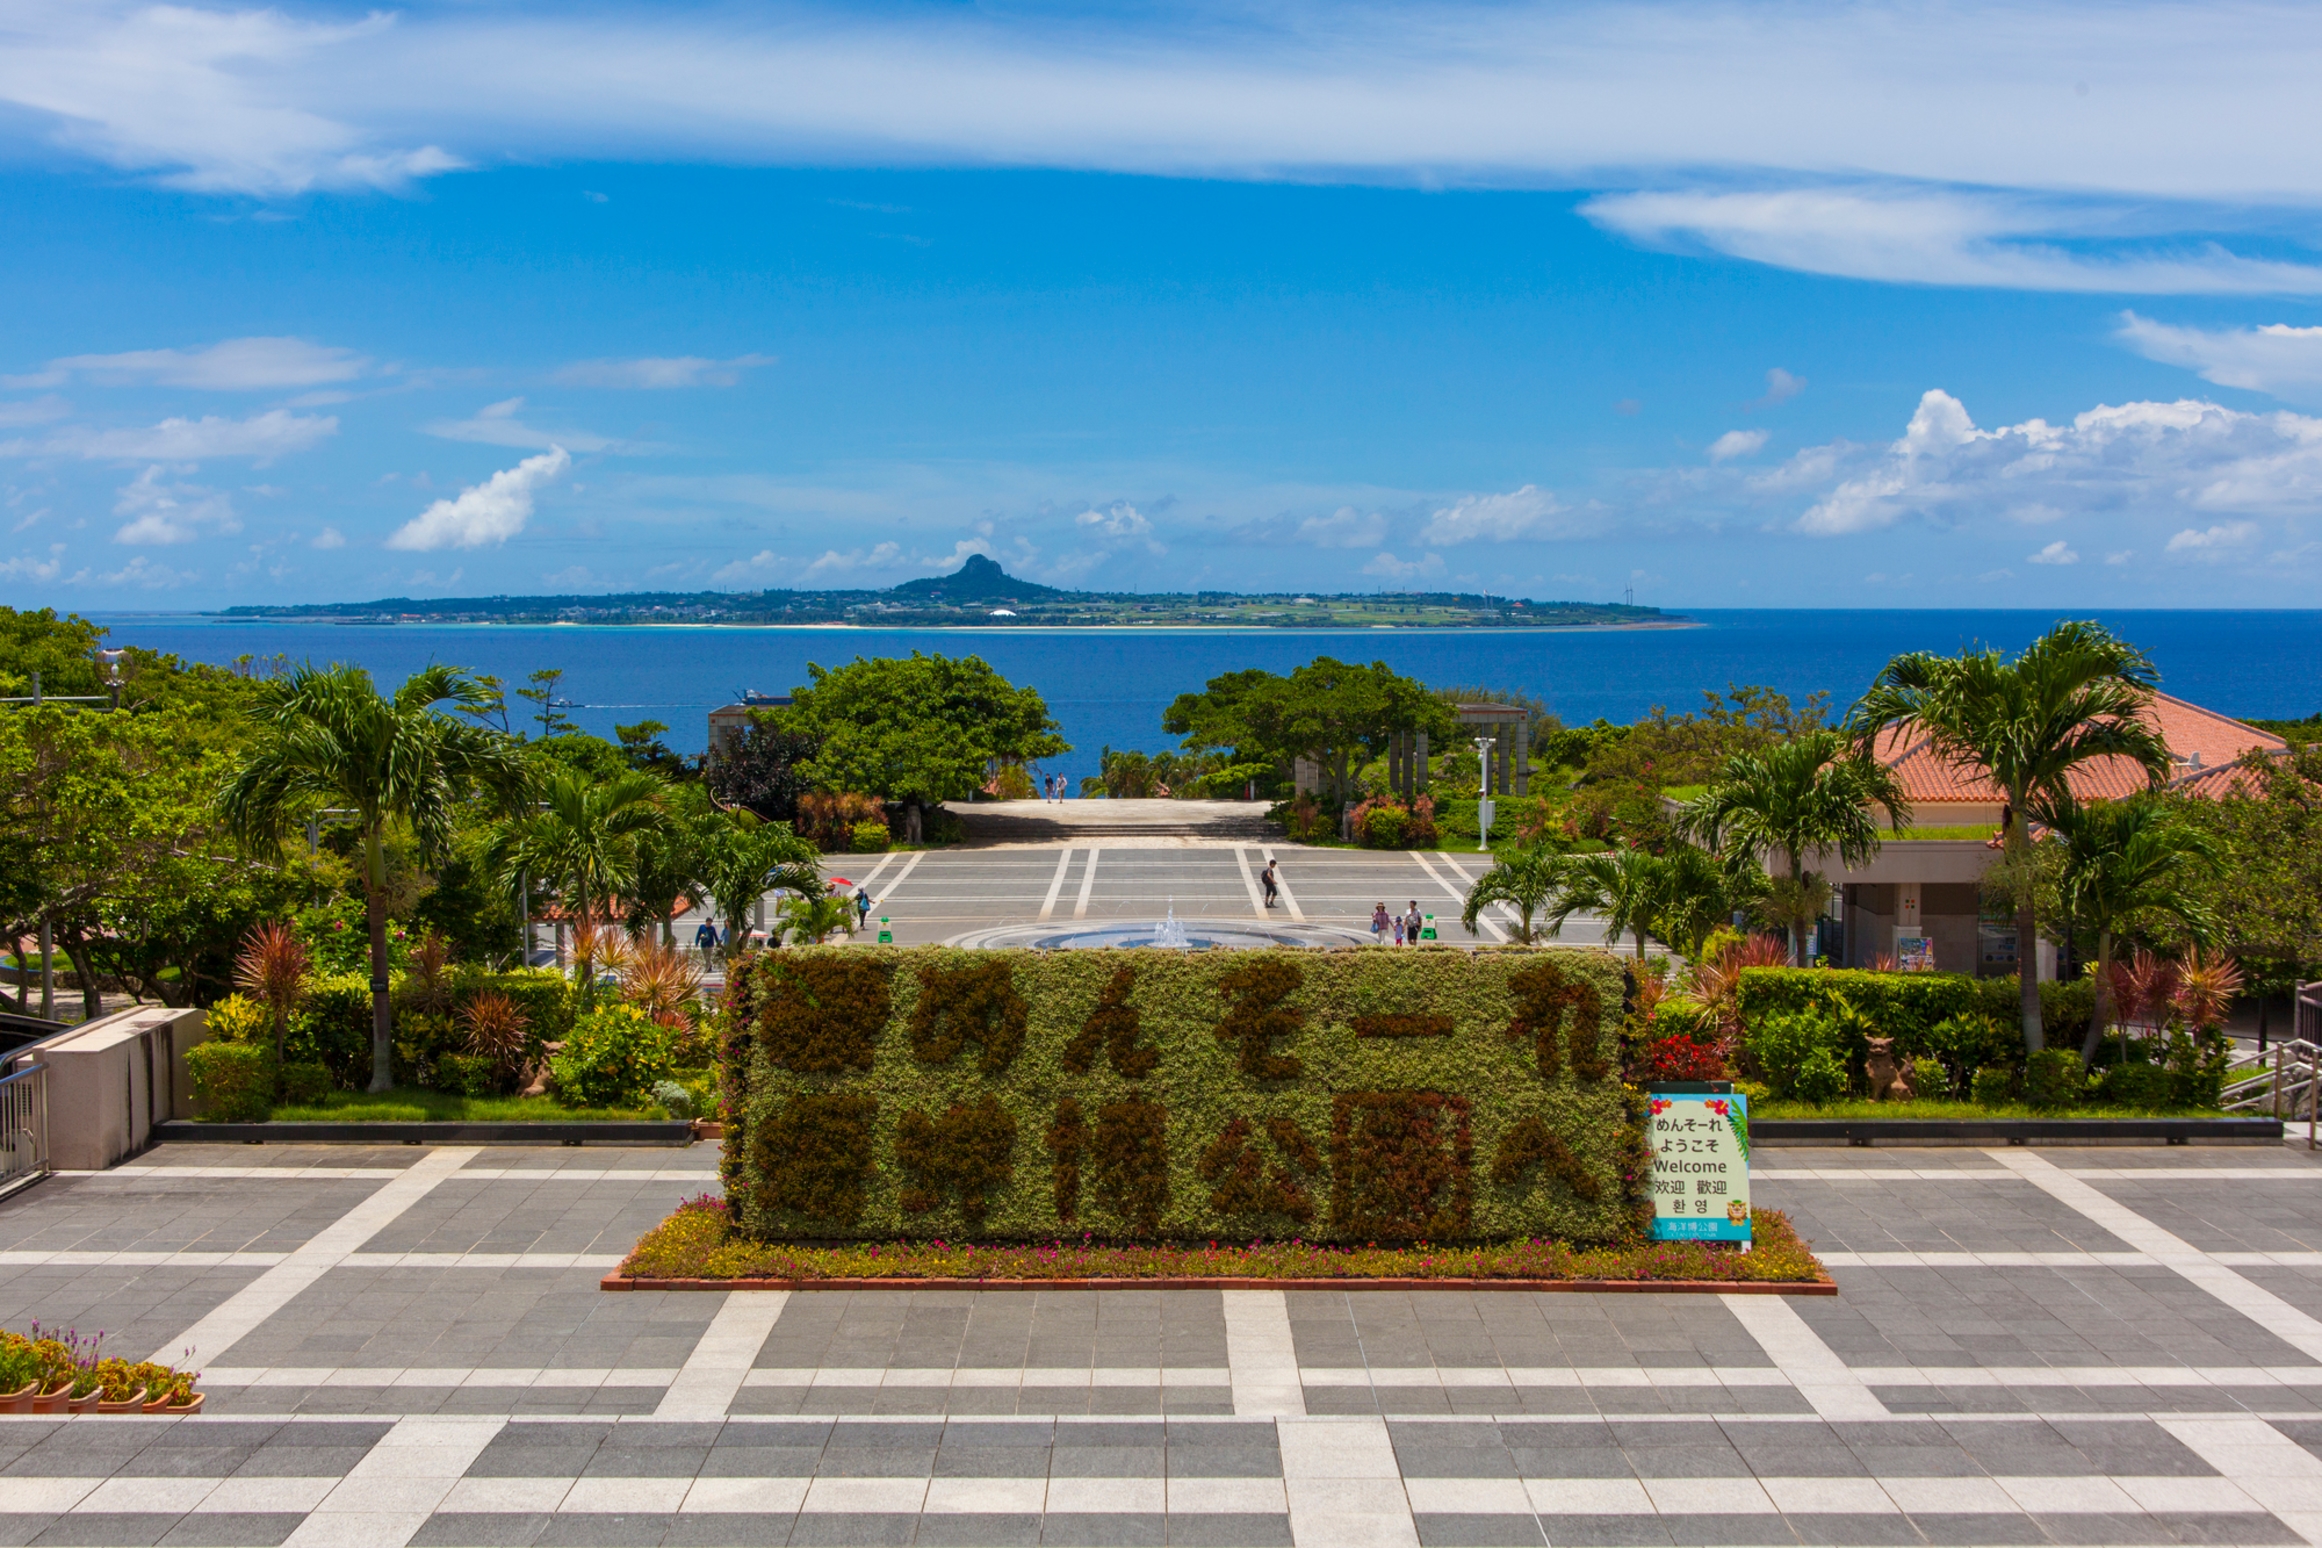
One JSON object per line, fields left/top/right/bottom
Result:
{"left": 108, "top": 616, "right": 1706, "bottom": 636}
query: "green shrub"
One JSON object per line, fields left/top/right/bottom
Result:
{"left": 1792, "top": 1047, "right": 1848, "bottom": 1106}
{"left": 434, "top": 1054, "right": 504, "bottom": 1098}
{"left": 1909, "top": 1056, "right": 1949, "bottom": 1099}
{"left": 850, "top": 822, "right": 891, "bottom": 854}
{"left": 653, "top": 1080, "right": 697, "bottom": 1119}
{"left": 2098, "top": 1062, "right": 2175, "bottom": 1108}
{"left": 2024, "top": 1048, "right": 2085, "bottom": 1109}
{"left": 552, "top": 1003, "right": 678, "bottom": 1108}
{"left": 1743, "top": 1009, "right": 1846, "bottom": 1099}
{"left": 725, "top": 945, "right": 1639, "bottom": 1245}
{"left": 203, "top": 994, "right": 271, "bottom": 1045}
{"left": 1924, "top": 1012, "right": 2015, "bottom": 1094}
{"left": 1971, "top": 1064, "right": 2018, "bottom": 1104}
{"left": 1360, "top": 804, "right": 1407, "bottom": 849}
{"left": 2160, "top": 1026, "right": 2232, "bottom": 1108}
{"left": 279, "top": 1062, "right": 334, "bottom": 1104}
{"left": 188, "top": 1042, "right": 274, "bottom": 1122}
{"left": 1972, "top": 976, "right": 2095, "bottom": 1052}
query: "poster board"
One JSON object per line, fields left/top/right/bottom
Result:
{"left": 1646, "top": 1082, "right": 1751, "bottom": 1242}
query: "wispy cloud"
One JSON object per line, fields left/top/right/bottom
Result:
{"left": 10, "top": 336, "right": 369, "bottom": 390}
{"left": 424, "top": 397, "right": 631, "bottom": 454}
{"left": 386, "top": 447, "right": 570, "bottom": 551}
{"left": 2118, "top": 312, "right": 2322, "bottom": 404}
{"left": 549, "top": 354, "right": 775, "bottom": 389}
{"left": 1420, "top": 485, "right": 1580, "bottom": 545}
{"left": 2165, "top": 521, "right": 2259, "bottom": 555}
{"left": 2027, "top": 539, "right": 2078, "bottom": 565}
{"left": 0, "top": 409, "right": 337, "bottom": 463}
{"left": 112, "top": 466, "right": 240, "bottom": 545}
{"left": 1707, "top": 429, "right": 1768, "bottom": 463}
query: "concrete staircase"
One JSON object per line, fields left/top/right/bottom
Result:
{"left": 947, "top": 798, "right": 1283, "bottom": 844}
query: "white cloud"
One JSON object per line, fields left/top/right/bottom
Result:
{"left": 0, "top": 545, "right": 65, "bottom": 582}
{"left": 1792, "top": 389, "right": 2322, "bottom": 538}
{"left": 112, "top": 466, "right": 241, "bottom": 545}
{"left": 1075, "top": 502, "right": 1153, "bottom": 540}
{"left": 1292, "top": 507, "right": 1387, "bottom": 548}
{"left": 424, "top": 398, "right": 629, "bottom": 454}
{"left": 1707, "top": 429, "right": 1768, "bottom": 463}
{"left": 1750, "top": 368, "right": 1807, "bottom": 408}
{"left": 98, "top": 554, "right": 189, "bottom": 588}
{"left": 385, "top": 447, "right": 569, "bottom": 551}
{"left": 1362, "top": 550, "right": 1445, "bottom": 579}
{"left": 12, "top": 0, "right": 2322, "bottom": 299}
{"left": 802, "top": 541, "right": 908, "bottom": 578}
{"left": 2166, "top": 521, "right": 2259, "bottom": 553}
{"left": 2105, "top": 549, "right": 2134, "bottom": 564}
{"left": 0, "top": 396, "right": 71, "bottom": 427}
{"left": 2118, "top": 313, "right": 2322, "bottom": 404}
{"left": 311, "top": 526, "right": 345, "bottom": 549}
{"left": 1, "top": 409, "right": 336, "bottom": 463}
{"left": 1420, "top": 484, "right": 1576, "bottom": 545}
{"left": 550, "top": 354, "right": 775, "bottom": 389}
{"left": 21, "top": 337, "right": 368, "bottom": 390}
{"left": 2027, "top": 540, "right": 2079, "bottom": 565}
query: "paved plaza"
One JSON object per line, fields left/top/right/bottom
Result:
{"left": 2, "top": 1141, "right": 2321, "bottom": 1545}
{"left": 751, "top": 842, "right": 1616, "bottom": 949}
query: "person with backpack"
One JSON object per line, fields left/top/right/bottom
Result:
{"left": 1261, "top": 859, "right": 1280, "bottom": 909}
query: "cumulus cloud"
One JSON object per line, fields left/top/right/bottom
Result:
{"left": 1, "top": 409, "right": 337, "bottom": 463}
{"left": 2166, "top": 521, "right": 2259, "bottom": 553}
{"left": 386, "top": 447, "right": 569, "bottom": 551}
{"left": 311, "top": 526, "right": 345, "bottom": 549}
{"left": 424, "top": 398, "right": 629, "bottom": 454}
{"left": 1707, "top": 429, "right": 1768, "bottom": 463}
{"left": 1075, "top": 502, "right": 1154, "bottom": 541}
{"left": 1291, "top": 507, "right": 1387, "bottom": 548}
{"left": 1420, "top": 485, "right": 1576, "bottom": 545}
{"left": 550, "top": 354, "right": 775, "bottom": 389}
{"left": 2027, "top": 540, "right": 2079, "bottom": 565}
{"left": 1362, "top": 550, "right": 1445, "bottom": 579}
{"left": 1791, "top": 389, "right": 2322, "bottom": 539}
{"left": 14, "top": 337, "right": 368, "bottom": 390}
{"left": 0, "top": 545, "right": 65, "bottom": 582}
{"left": 112, "top": 466, "right": 241, "bottom": 545}
{"left": 1748, "top": 368, "right": 1807, "bottom": 409}
{"left": 2118, "top": 313, "right": 2322, "bottom": 404}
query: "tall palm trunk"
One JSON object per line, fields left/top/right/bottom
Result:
{"left": 2007, "top": 796, "right": 2043, "bottom": 1052}
{"left": 363, "top": 828, "right": 393, "bottom": 1092}
{"left": 2080, "top": 928, "right": 2113, "bottom": 1069}
{"left": 1786, "top": 846, "right": 1807, "bottom": 967}
{"left": 573, "top": 881, "right": 596, "bottom": 1012}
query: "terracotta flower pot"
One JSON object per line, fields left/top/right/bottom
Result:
{"left": 30, "top": 1385, "right": 70, "bottom": 1414}
{"left": 66, "top": 1392, "right": 100, "bottom": 1414}
{"left": 143, "top": 1392, "right": 201, "bottom": 1415}
{"left": 0, "top": 1383, "right": 36, "bottom": 1415}
{"left": 96, "top": 1396, "right": 142, "bottom": 1414}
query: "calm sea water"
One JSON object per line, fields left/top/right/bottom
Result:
{"left": 88, "top": 609, "right": 2322, "bottom": 784}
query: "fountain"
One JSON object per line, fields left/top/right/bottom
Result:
{"left": 1150, "top": 901, "right": 1192, "bottom": 950}
{"left": 944, "top": 901, "right": 1373, "bottom": 952}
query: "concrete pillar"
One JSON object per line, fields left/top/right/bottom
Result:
{"left": 1515, "top": 712, "right": 1530, "bottom": 796}
{"left": 1415, "top": 732, "right": 1428, "bottom": 793}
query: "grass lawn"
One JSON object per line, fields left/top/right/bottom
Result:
{"left": 262, "top": 1087, "right": 671, "bottom": 1123}
{"left": 616, "top": 1200, "right": 1826, "bottom": 1285}
{"left": 1751, "top": 1097, "right": 2227, "bottom": 1120}
{"left": 1888, "top": 825, "right": 2002, "bottom": 842}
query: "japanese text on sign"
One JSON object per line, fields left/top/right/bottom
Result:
{"left": 1645, "top": 1088, "right": 1750, "bottom": 1242}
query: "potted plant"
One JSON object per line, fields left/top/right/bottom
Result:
{"left": 29, "top": 1337, "right": 75, "bottom": 1413}
{"left": 96, "top": 1359, "right": 150, "bottom": 1414}
{"left": 0, "top": 1337, "right": 36, "bottom": 1413}
{"left": 142, "top": 1367, "right": 201, "bottom": 1415}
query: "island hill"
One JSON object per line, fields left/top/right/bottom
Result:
{"left": 221, "top": 555, "right": 1676, "bottom": 630}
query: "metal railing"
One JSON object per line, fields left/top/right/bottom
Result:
{"left": 2224, "top": 1036, "right": 2322, "bottom": 1147}
{"left": 2298, "top": 982, "right": 2322, "bottom": 1047}
{"left": 0, "top": 1062, "right": 50, "bottom": 1201}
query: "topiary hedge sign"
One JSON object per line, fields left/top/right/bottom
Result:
{"left": 721, "top": 946, "right": 1648, "bottom": 1245}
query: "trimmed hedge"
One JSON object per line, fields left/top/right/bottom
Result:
{"left": 1737, "top": 967, "right": 2094, "bottom": 1074}
{"left": 723, "top": 946, "right": 1643, "bottom": 1246}
{"left": 298, "top": 968, "right": 574, "bottom": 1090}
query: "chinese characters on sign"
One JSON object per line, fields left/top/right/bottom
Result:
{"left": 1646, "top": 1084, "right": 1750, "bottom": 1243}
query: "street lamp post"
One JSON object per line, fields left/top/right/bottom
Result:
{"left": 1473, "top": 736, "right": 1497, "bottom": 853}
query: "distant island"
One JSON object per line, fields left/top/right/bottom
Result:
{"left": 219, "top": 554, "right": 1680, "bottom": 630}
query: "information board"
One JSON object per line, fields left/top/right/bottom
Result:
{"left": 1646, "top": 1084, "right": 1751, "bottom": 1242}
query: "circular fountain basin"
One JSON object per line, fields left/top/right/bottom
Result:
{"left": 944, "top": 918, "right": 1376, "bottom": 951}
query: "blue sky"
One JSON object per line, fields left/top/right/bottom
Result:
{"left": 5, "top": 1, "right": 2322, "bottom": 610}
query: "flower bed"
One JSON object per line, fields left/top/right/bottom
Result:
{"left": 0, "top": 1324, "right": 204, "bottom": 1414}
{"left": 609, "top": 1195, "right": 1829, "bottom": 1290}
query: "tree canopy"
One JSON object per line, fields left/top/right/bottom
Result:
{"left": 1163, "top": 657, "right": 1455, "bottom": 801}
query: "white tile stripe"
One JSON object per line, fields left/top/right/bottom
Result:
{"left": 1259, "top": 847, "right": 1306, "bottom": 921}
{"left": 98, "top": 1166, "right": 719, "bottom": 1182}
{"left": 1720, "top": 1292, "right": 1888, "bottom": 1420}
{"left": 1825, "top": 1248, "right": 2322, "bottom": 1267}
{"left": 1073, "top": 847, "right": 1100, "bottom": 918}
{"left": 655, "top": 1291, "right": 788, "bottom": 1419}
{"left": 0, "top": 1243, "right": 626, "bottom": 1271}
{"left": 2161, "top": 1417, "right": 2322, "bottom": 1546}
{"left": 1994, "top": 1147, "right": 2322, "bottom": 1366}
{"left": 1037, "top": 847, "right": 1074, "bottom": 921}
{"left": 207, "top": 1365, "right": 681, "bottom": 1389}
{"left": 153, "top": 1145, "right": 480, "bottom": 1365}
{"left": 1407, "top": 851, "right": 1503, "bottom": 942}
{"left": 1233, "top": 845, "right": 1268, "bottom": 918}
{"left": 1761, "top": 1167, "right": 2321, "bottom": 1181}
{"left": 743, "top": 1366, "right": 1233, "bottom": 1388}
{"left": 284, "top": 1414, "right": 505, "bottom": 1548}
{"left": 1279, "top": 1415, "right": 1419, "bottom": 1547}
{"left": 1222, "top": 1288, "right": 1305, "bottom": 1417}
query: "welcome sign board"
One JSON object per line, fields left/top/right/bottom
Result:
{"left": 1646, "top": 1083, "right": 1751, "bottom": 1242}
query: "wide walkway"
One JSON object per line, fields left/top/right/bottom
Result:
{"left": 3, "top": 1142, "right": 2320, "bottom": 1545}
{"left": 675, "top": 844, "right": 1615, "bottom": 952}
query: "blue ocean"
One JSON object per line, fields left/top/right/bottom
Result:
{"left": 88, "top": 609, "right": 2322, "bottom": 785}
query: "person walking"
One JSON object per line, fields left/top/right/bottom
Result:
{"left": 692, "top": 916, "right": 720, "bottom": 961}
{"left": 1404, "top": 900, "right": 1424, "bottom": 945}
{"left": 1391, "top": 912, "right": 1406, "bottom": 946}
{"left": 1371, "top": 902, "right": 1391, "bottom": 943}
{"left": 854, "top": 886, "right": 874, "bottom": 932}
{"left": 1260, "top": 859, "right": 1280, "bottom": 909}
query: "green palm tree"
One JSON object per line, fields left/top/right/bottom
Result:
{"left": 697, "top": 810, "right": 821, "bottom": 962}
{"left": 1651, "top": 843, "right": 1770, "bottom": 962}
{"left": 1849, "top": 620, "right": 2172, "bottom": 1050}
{"left": 219, "top": 664, "right": 526, "bottom": 1091}
{"left": 2042, "top": 793, "right": 2219, "bottom": 1066}
{"left": 1461, "top": 846, "right": 1568, "bottom": 943}
{"left": 486, "top": 766, "right": 669, "bottom": 1007}
{"left": 1677, "top": 728, "right": 1910, "bottom": 966}
{"left": 777, "top": 891, "right": 859, "bottom": 946}
{"left": 1548, "top": 847, "right": 1665, "bottom": 958}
